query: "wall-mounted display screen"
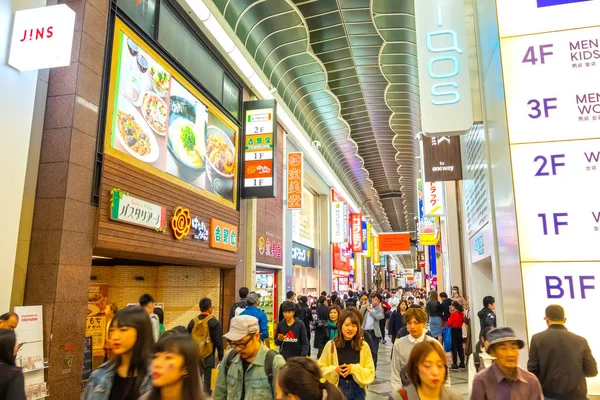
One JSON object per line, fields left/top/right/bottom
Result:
{"left": 105, "top": 19, "right": 239, "bottom": 208}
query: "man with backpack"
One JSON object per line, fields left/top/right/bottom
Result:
{"left": 230, "top": 287, "right": 250, "bottom": 322}
{"left": 214, "top": 315, "right": 285, "bottom": 400}
{"left": 187, "top": 297, "right": 224, "bottom": 395}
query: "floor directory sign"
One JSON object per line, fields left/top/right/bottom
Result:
{"left": 499, "top": 2, "right": 600, "bottom": 394}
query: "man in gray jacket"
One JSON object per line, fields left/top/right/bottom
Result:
{"left": 528, "top": 305, "right": 597, "bottom": 400}
{"left": 361, "top": 293, "right": 385, "bottom": 369}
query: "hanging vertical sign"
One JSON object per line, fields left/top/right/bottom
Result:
{"left": 362, "top": 220, "right": 369, "bottom": 254}
{"left": 423, "top": 181, "right": 446, "bottom": 216}
{"left": 287, "top": 152, "right": 303, "bottom": 209}
{"left": 331, "top": 202, "right": 349, "bottom": 243}
{"left": 422, "top": 135, "right": 463, "bottom": 182}
{"left": 372, "top": 234, "right": 380, "bottom": 265}
{"left": 351, "top": 213, "right": 363, "bottom": 253}
{"left": 241, "top": 99, "right": 277, "bottom": 198}
{"left": 415, "top": 0, "right": 473, "bottom": 137}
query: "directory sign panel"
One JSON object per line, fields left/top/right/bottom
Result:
{"left": 497, "top": 0, "right": 600, "bottom": 38}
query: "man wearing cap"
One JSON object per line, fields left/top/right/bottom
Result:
{"left": 528, "top": 305, "right": 597, "bottom": 400}
{"left": 240, "top": 292, "right": 270, "bottom": 346}
{"left": 214, "top": 315, "right": 285, "bottom": 400}
{"left": 471, "top": 327, "right": 543, "bottom": 399}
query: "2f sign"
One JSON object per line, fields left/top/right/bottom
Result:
{"left": 416, "top": 0, "right": 473, "bottom": 137}
{"left": 9, "top": 5, "right": 76, "bottom": 71}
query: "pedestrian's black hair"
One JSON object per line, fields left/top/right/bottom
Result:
{"left": 139, "top": 294, "right": 155, "bottom": 307}
{"left": 199, "top": 298, "right": 212, "bottom": 312}
{"left": 286, "top": 291, "right": 296, "bottom": 299}
{"left": 239, "top": 287, "right": 249, "bottom": 299}
{"left": 483, "top": 296, "right": 495, "bottom": 308}
{"left": 0, "top": 312, "right": 18, "bottom": 322}
{"left": 281, "top": 301, "right": 296, "bottom": 313}
{"left": 154, "top": 307, "right": 164, "bottom": 324}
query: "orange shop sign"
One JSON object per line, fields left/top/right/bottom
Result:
{"left": 379, "top": 232, "right": 411, "bottom": 255}
{"left": 287, "top": 152, "right": 303, "bottom": 209}
{"left": 209, "top": 218, "right": 238, "bottom": 252}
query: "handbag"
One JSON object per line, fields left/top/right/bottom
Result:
{"left": 442, "top": 326, "right": 452, "bottom": 352}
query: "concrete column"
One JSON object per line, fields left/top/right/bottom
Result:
{"left": 444, "top": 182, "right": 464, "bottom": 290}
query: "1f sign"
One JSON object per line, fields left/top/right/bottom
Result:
{"left": 415, "top": 0, "right": 473, "bottom": 137}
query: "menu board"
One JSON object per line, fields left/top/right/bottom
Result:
{"left": 81, "top": 336, "right": 92, "bottom": 392}
{"left": 105, "top": 19, "right": 239, "bottom": 207}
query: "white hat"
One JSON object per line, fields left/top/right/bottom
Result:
{"left": 223, "top": 315, "right": 259, "bottom": 341}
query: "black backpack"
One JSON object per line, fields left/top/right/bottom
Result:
{"left": 224, "top": 348, "right": 277, "bottom": 391}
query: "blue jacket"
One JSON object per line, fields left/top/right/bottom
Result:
{"left": 83, "top": 361, "right": 152, "bottom": 400}
{"left": 241, "top": 305, "right": 270, "bottom": 340}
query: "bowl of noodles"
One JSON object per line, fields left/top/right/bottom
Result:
{"left": 167, "top": 117, "right": 206, "bottom": 183}
{"left": 205, "top": 126, "right": 236, "bottom": 196}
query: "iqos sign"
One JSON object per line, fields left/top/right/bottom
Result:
{"left": 415, "top": 0, "right": 473, "bottom": 137}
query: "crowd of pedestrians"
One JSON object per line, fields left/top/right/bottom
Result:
{"left": 0, "top": 286, "right": 598, "bottom": 400}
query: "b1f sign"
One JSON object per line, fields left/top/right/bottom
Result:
{"left": 9, "top": 5, "right": 76, "bottom": 71}
{"left": 415, "top": 0, "right": 473, "bottom": 137}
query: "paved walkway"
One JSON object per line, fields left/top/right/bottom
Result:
{"left": 311, "top": 339, "right": 469, "bottom": 399}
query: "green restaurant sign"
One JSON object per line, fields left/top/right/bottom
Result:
{"left": 110, "top": 189, "right": 166, "bottom": 230}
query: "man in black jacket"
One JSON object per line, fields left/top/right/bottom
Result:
{"left": 477, "top": 295, "right": 497, "bottom": 332}
{"left": 439, "top": 292, "right": 452, "bottom": 325}
{"left": 229, "top": 286, "right": 249, "bottom": 322}
{"left": 528, "top": 305, "right": 598, "bottom": 400}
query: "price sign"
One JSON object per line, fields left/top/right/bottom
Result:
{"left": 502, "top": 27, "right": 600, "bottom": 144}
{"left": 511, "top": 139, "right": 600, "bottom": 261}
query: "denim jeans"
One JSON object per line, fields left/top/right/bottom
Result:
{"left": 338, "top": 379, "right": 365, "bottom": 400}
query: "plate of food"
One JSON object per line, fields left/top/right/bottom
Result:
{"left": 205, "top": 126, "right": 236, "bottom": 195}
{"left": 149, "top": 65, "right": 170, "bottom": 97}
{"left": 115, "top": 99, "right": 159, "bottom": 164}
{"left": 119, "top": 71, "right": 142, "bottom": 108}
{"left": 141, "top": 91, "right": 168, "bottom": 135}
{"left": 87, "top": 304, "right": 100, "bottom": 317}
{"left": 167, "top": 117, "right": 206, "bottom": 182}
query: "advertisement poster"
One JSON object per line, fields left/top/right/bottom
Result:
{"left": 81, "top": 336, "right": 93, "bottom": 392}
{"left": 14, "top": 306, "right": 46, "bottom": 396}
{"left": 106, "top": 20, "right": 239, "bottom": 206}
{"left": 287, "top": 152, "right": 303, "bottom": 209}
{"left": 351, "top": 213, "right": 363, "bottom": 253}
{"left": 88, "top": 283, "right": 109, "bottom": 317}
{"left": 86, "top": 316, "right": 107, "bottom": 351}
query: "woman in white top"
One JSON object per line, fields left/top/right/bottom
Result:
{"left": 467, "top": 326, "right": 495, "bottom": 397}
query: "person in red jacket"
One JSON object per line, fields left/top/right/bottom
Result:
{"left": 448, "top": 300, "right": 466, "bottom": 370}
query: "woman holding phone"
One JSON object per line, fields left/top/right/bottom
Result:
{"left": 318, "top": 309, "right": 375, "bottom": 400}
{"left": 84, "top": 307, "right": 154, "bottom": 400}
{"left": 0, "top": 329, "right": 26, "bottom": 400}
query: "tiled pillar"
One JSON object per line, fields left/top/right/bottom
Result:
{"left": 24, "top": 0, "right": 108, "bottom": 398}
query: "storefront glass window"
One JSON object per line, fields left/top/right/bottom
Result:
{"left": 292, "top": 187, "right": 316, "bottom": 248}
{"left": 117, "top": 0, "right": 157, "bottom": 37}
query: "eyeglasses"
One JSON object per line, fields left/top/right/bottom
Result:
{"left": 229, "top": 335, "right": 253, "bottom": 350}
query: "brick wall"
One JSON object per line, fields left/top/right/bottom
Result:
{"left": 91, "top": 265, "right": 221, "bottom": 328}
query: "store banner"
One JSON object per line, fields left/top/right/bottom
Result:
{"left": 372, "top": 234, "right": 380, "bottom": 264}
{"left": 110, "top": 190, "right": 166, "bottom": 230}
{"left": 331, "top": 201, "right": 348, "bottom": 243}
{"left": 423, "top": 181, "right": 446, "bottom": 216}
{"left": 351, "top": 213, "right": 363, "bottom": 253}
{"left": 287, "top": 152, "right": 303, "bottom": 209}
{"left": 86, "top": 316, "right": 107, "bottom": 351}
{"left": 422, "top": 135, "right": 463, "bottom": 182}
{"left": 242, "top": 99, "right": 277, "bottom": 198}
{"left": 415, "top": 0, "right": 473, "bottom": 137}
{"left": 364, "top": 222, "right": 371, "bottom": 256}
{"left": 8, "top": 5, "right": 76, "bottom": 71}
{"left": 332, "top": 243, "right": 351, "bottom": 275}
{"left": 292, "top": 241, "right": 315, "bottom": 268}
{"left": 209, "top": 218, "right": 238, "bottom": 252}
{"left": 105, "top": 20, "right": 240, "bottom": 207}
{"left": 88, "top": 283, "right": 109, "bottom": 317}
{"left": 379, "top": 232, "right": 411, "bottom": 255}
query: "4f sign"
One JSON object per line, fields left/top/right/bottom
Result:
{"left": 415, "top": 0, "right": 473, "bottom": 137}
{"left": 9, "top": 5, "right": 76, "bottom": 71}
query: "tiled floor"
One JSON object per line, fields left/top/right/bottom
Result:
{"left": 311, "top": 339, "right": 469, "bottom": 400}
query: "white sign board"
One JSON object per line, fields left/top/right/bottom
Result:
{"left": 423, "top": 181, "right": 446, "bottom": 216}
{"left": 331, "top": 201, "right": 348, "bottom": 243}
{"left": 502, "top": 27, "right": 600, "bottom": 144}
{"left": 415, "top": 0, "right": 473, "bottom": 136}
{"left": 470, "top": 224, "right": 493, "bottom": 263}
{"left": 511, "top": 139, "right": 600, "bottom": 262}
{"left": 497, "top": 0, "right": 600, "bottom": 38}
{"left": 522, "top": 261, "right": 600, "bottom": 395}
{"left": 8, "top": 4, "right": 76, "bottom": 71}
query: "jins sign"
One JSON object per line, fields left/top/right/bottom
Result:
{"left": 9, "top": 5, "right": 76, "bottom": 71}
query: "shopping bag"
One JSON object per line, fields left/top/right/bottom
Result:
{"left": 210, "top": 368, "right": 219, "bottom": 391}
{"left": 442, "top": 326, "right": 452, "bottom": 352}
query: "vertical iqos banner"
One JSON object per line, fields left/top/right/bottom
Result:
{"left": 415, "top": 0, "right": 473, "bottom": 137}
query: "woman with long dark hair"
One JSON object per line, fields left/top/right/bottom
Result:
{"left": 0, "top": 329, "right": 25, "bottom": 400}
{"left": 426, "top": 291, "right": 443, "bottom": 342}
{"left": 277, "top": 357, "right": 344, "bottom": 400}
{"left": 84, "top": 307, "right": 154, "bottom": 400}
{"left": 317, "top": 309, "right": 375, "bottom": 400}
{"left": 140, "top": 333, "right": 205, "bottom": 400}
{"left": 388, "top": 300, "right": 408, "bottom": 342}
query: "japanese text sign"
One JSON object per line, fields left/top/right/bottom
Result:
{"left": 331, "top": 201, "right": 349, "bottom": 243}
{"left": 110, "top": 191, "right": 166, "bottom": 230}
{"left": 242, "top": 100, "right": 277, "bottom": 198}
{"left": 351, "top": 213, "right": 363, "bottom": 253}
{"left": 415, "top": 0, "right": 473, "bottom": 137}
{"left": 423, "top": 181, "right": 446, "bottom": 216}
{"left": 372, "top": 234, "right": 380, "bottom": 264}
{"left": 379, "top": 232, "right": 411, "bottom": 255}
{"left": 287, "top": 152, "right": 303, "bottom": 209}
{"left": 9, "top": 4, "right": 76, "bottom": 71}
{"left": 85, "top": 316, "right": 106, "bottom": 351}
{"left": 209, "top": 218, "right": 238, "bottom": 252}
